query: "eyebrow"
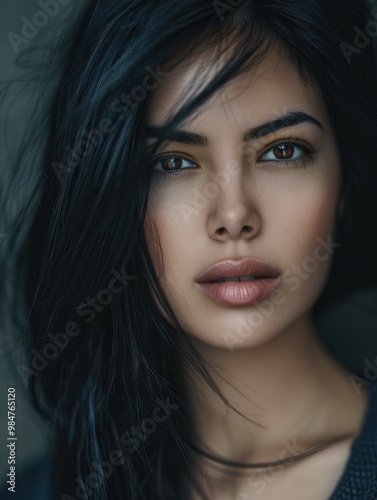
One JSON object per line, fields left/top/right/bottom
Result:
{"left": 146, "top": 111, "right": 325, "bottom": 147}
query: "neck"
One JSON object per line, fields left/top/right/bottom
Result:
{"left": 181, "top": 313, "right": 367, "bottom": 466}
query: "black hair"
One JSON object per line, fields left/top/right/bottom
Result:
{"left": 1, "top": 0, "right": 377, "bottom": 498}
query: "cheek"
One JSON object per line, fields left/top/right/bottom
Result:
{"left": 144, "top": 201, "right": 200, "bottom": 327}
{"left": 268, "top": 170, "right": 341, "bottom": 299}
{"left": 265, "top": 161, "right": 340, "bottom": 247}
{"left": 144, "top": 191, "right": 197, "bottom": 287}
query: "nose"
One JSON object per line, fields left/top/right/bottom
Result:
{"left": 207, "top": 170, "right": 261, "bottom": 242}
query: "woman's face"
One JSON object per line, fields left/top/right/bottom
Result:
{"left": 144, "top": 46, "right": 341, "bottom": 351}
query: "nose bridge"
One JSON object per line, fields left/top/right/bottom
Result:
{"left": 210, "top": 149, "right": 253, "bottom": 206}
{"left": 204, "top": 152, "right": 261, "bottom": 240}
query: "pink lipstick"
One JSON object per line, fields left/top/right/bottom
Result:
{"left": 196, "top": 258, "right": 280, "bottom": 306}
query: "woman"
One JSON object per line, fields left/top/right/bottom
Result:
{"left": 2, "top": 0, "right": 377, "bottom": 498}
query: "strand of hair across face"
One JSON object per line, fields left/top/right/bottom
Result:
{"left": 184, "top": 433, "right": 355, "bottom": 473}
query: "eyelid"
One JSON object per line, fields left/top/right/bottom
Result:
{"left": 152, "top": 150, "right": 197, "bottom": 162}
{"left": 153, "top": 150, "right": 195, "bottom": 160}
{"left": 239, "top": 132, "right": 319, "bottom": 157}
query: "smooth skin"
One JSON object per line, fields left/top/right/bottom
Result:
{"left": 144, "top": 44, "right": 369, "bottom": 499}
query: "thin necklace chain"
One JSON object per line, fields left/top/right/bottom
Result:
{"left": 185, "top": 432, "right": 355, "bottom": 473}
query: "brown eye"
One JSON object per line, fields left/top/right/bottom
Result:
{"left": 153, "top": 155, "right": 197, "bottom": 176}
{"left": 272, "top": 144, "right": 295, "bottom": 159}
{"left": 160, "top": 157, "right": 183, "bottom": 171}
{"left": 259, "top": 142, "right": 307, "bottom": 163}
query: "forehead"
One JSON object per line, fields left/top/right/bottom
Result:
{"left": 146, "top": 45, "right": 329, "bottom": 129}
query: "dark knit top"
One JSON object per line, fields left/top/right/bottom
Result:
{"left": 330, "top": 380, "right": 377, "bottom": 499}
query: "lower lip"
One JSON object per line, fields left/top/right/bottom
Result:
{"left": 197, "top": 277, "right": 280, "bottom": 306}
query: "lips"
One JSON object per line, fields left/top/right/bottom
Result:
{"left": 195, "top": 258, "right": 280, "bottom": 284}
{"left": 195, "top": 258, "right": 281, "bottom": 306}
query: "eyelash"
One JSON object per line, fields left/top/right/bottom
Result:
{"left": 151, "top": 136, "right": 319, "bottom": 179}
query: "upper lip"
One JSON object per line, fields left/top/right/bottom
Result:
{"left": 196, "top": 258, "right": 280, "bottom": 283}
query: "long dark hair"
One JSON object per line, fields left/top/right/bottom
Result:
{"left": 2, "top": 0, "right": 377, "bottom": 498}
